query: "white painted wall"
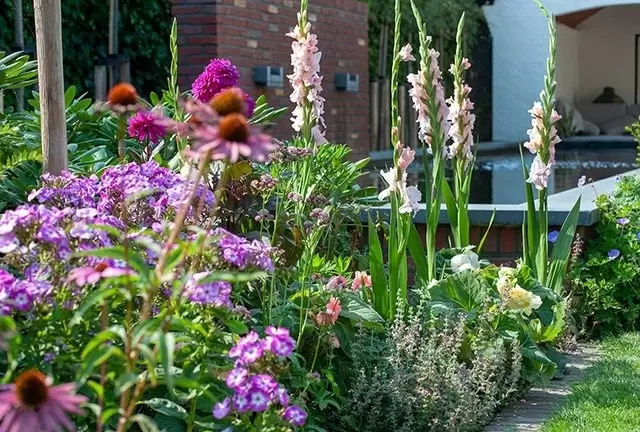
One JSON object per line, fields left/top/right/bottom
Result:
{"left": 556, "top": 24, "right": 580, "bottom": 104}
{"left": 577, "top": 5, "right": 640, "bottom": 104}
{"left": 484, "top": 0, "right": 640, "bottom": 142}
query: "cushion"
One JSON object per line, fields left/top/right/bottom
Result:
{"left": 628, "top": 104, "right": 640, "bottom": 118}
{"left": 577, "top": 103, "right": 627, "bottom": 126}
{"left": 599, "top": 115, "right": 636, "bottom": 135}
{"left": 581, "top": 119, "right": 600, "bottom": 135}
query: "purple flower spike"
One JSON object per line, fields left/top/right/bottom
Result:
{"left": 618, "top": 217, "right": 630, "bottom": 226}
{"left": 608, "top": 249, "right": 621, "bottom": 260}
{"left": 548, "top": 231, "right": 559, "bottom": 244}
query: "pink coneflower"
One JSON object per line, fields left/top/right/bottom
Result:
{"left": 128, "top": 110, "right": 167, "bottom": 143}
{"left": 0, "top": 369, "right": 87, "bottom": 431}
{"left": 351, "top": 271, "right": 372, "bottom": 291}
{"left": 192, "top": 58, "right": 240, "bottom": 103}
{"left": 181, "top": 101, "right": 275, "bottom": 163}
{"left": 209, "top": 87, "right": 256, "bottom": 118}
{"left": 67, "top": 262, "right": 130, "bottom": 287}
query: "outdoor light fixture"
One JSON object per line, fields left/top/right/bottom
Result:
{"left": 335, "top": 73, "right": 359, "bottom": 92}
{"left": 252, "top": 66, "right": 284, "bottom": 88}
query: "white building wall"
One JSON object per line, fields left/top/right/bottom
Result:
{"left": 556, "top": 23, "right": 580, "bottom": 104}
{"left": 577, "top": 5, "right": 640, "bottom": 104}
{"left": 484, "top": 0, "right": 640, "bottom": 142}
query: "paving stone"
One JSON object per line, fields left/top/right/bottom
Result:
{"left": 483, "top": 345, "right": 599, "bottom": 432}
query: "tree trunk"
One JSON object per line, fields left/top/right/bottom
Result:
{"left": 34, "top": 0, "right": 68, "bottom": 174}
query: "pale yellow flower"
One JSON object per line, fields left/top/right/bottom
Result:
{"left": 505, "top": 285, "right": 542, "bottom": 316}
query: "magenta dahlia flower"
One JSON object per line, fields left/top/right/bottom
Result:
{"left": 128, "top": 110, "right": 167, "bottom": 143}
{"left": 0, "top": 369, "right": 87, "bottom": 431}
{"left": 192, "top": 58, "right": 240, "bottom": 103}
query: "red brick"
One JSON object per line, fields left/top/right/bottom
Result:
{"left": 500, "top": 227, "right": 518, "bottom": 253}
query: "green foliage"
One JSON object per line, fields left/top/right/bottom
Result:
{"left": 0, "top": 50, "right": 37, "bottom": 91}
{"left": 0, "top": 0, "right": 171, "bottom": 101}
{"left": 570, "top": 175, "right": 640, "bottom": 336}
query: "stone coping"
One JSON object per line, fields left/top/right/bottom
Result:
{"left": 363, "top": 169, "right": 640, "bottom": 227}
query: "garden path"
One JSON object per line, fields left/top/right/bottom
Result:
{"left": 484, "top": 345, "right": 599, "bottom": 432}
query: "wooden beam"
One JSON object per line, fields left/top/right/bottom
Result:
{"left": 34, "top": 0, "right": 68, "bottom": 174}
{"left": 557, "top": 8, "right": 603, "bottom": 29}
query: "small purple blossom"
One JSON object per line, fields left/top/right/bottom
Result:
{"left": 183, "top": 272, "right": 232, "bottom": 308}
{"left": 229, "top": 331, "right": 264, "bottom": 365}
{"left": 232, "top": 393, "right": 250, "bottom": 413}
{"left": 225, "top": 367, "right": 248, "bottom": 389}
{"left": 548, "top": 231, "right": 559, "bottom": 244}
{"left": 263, "top": 326, "right": 296, "bottom": 358}
{"left": 282, "top": 405, "right": 308, "bottom": 427}
{"left": 276, "top": 387, "right": 290, "bottom": 406}
{"left": 608, "top": 249, "right": 621, "bottom": 260}
{"left": 213, "top": 397, "right": 231, "bottom": 419}
{"left": 248, "top": 389, "right": 271, "bottom": 412}
{"left": 618, "top": 217, "right": 630, "bottom": 226}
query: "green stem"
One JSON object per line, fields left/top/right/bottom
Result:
{"left": 187, "top": 397, "right": 197, "bottom": 432}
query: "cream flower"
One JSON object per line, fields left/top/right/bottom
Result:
{"left": 450, "top": 250, "right": 479, "bottom": 273}
{"left": 505, "top": 285, "right": 542, "bottom": 316}
{"left": 399, "top": 43, "right": 416, "bottom": 62}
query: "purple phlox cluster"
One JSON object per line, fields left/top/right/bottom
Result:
{"left": 0, "top": 205, "right": 71, "bottom": 259}
{"left": 0, "top": 269, "right": 52, "bottom": 314}
{"left": 128, "top": 109, "right": 167, "bottom": 144}
{"left": 28, "top": 171, "right": 98, "bottom": 209}
{"left": 214, "top": 327, "right": 305, "bottom": 426}
{"left": 183, "top": 272, "right": 232, "bottom": 308}
{"left": 192, "top": 58, "right": 240, "bottom": 103}
{"left": 213, "top": 228, "right": 275, "bottom": 271}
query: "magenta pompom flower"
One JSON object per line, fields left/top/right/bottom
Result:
{"left": 0, "top": 369, "right": 87, "bottom": 431}
{"left": 127, "top": 110, "right": 167, "bottom": 144}
{"left": 192, "top": 58, "right": 240, "bottom": 103}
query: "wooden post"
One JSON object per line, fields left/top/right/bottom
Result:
{"left": 108, "top": 0, "right": 119, "bottom": 87}
{"left": 34, "top": 0, "right": 68, "bottom": 174}
{"left": 94, "top": 65, "right": 107, "bottom": 101}
{"left": 370, "top": 81, "right": 379, "bottom": 151}
{"left": 119, "top": 59, "right": 130, "bottom": 83}
{"left": 14, "top": 0, "right": 24, "bottom": 112}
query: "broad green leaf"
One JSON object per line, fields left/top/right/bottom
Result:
{"left": 429, "top": 271, "right": 488, "bottom": 316}
{"left": 160, "top": 333, "right": 176, "bottom": 393}
{"left": 548, "top": 197, "right": 581, "bottom": 293}
{"left": 407, "top": 222, "right": 429, "bottom": 284}
{"left": 131, "top": 414, "right": 161, "bottom": 432}
{"left": 225, "top": 319, "right": 249, "bottom": 334}
{"left": 367, "top": 214, "right": 388, "bottom": 319}
{"left": 340, "top": 296, "right": 384, "bottom": 323}
{"left": 197, "top": 271, "right": 267, "bottom": 284}
{"left": 139, "top": 398, "right": 188, "bottom": 421}
{"left": 70, "top": 287, "right": 120, "bottom": 326}
{"left": 154, "top": 414, "right": 187, "bottom": 432}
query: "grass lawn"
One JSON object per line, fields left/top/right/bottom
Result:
{"left": 542, "top": 333, "right": 640, "bottom": 432}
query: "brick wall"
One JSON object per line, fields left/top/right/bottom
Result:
{"left": 171, "top": 0, "right": 371, "bottom": 160}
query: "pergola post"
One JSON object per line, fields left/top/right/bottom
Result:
{"left": 14, "top": 0, "right": 24, "bottom": 112}
{"left": 34, "top": 0, "right": 68, "bottom": 174}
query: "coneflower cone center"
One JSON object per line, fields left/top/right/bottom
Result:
{"left": 107, "top": 83, "right": 138, "bottom": 106}
{"left": 210, "top": 89, "right": 246, "bottom": 116}
{"left": 16, "top": 370, "right": 49, "bottom": 408}
{"left": 219, "top": 114, "right": 249, "bottom": 143}
{"left": 94, "top": 262, "right": 108, "bottom": 272}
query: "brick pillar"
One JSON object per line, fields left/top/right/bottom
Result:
{"left": 171, "top": 0, "right": 371, "bottom": 159}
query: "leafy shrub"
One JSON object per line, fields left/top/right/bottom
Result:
{"left": 340, "top": 307, "right": 522, "bottom": 432}
{"left": 570, "top": 175, "right": 640, "bottom": 336}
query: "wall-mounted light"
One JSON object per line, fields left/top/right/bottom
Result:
{"left": 335, "top": 73, "right": 359, "bottom": 92}
{"left": 252, "top": 66, "right": 284, "bottom": 88}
